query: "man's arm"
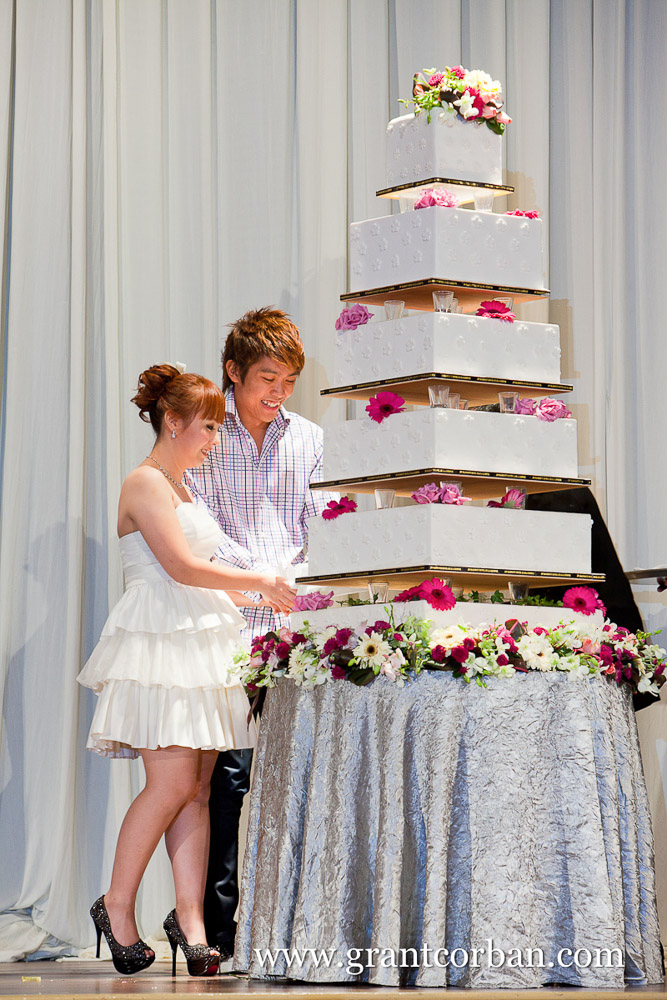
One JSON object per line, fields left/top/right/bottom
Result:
{"left": 299, "top": 439, "right": 340, "bottom": 540}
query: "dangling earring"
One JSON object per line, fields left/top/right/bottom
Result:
{"left": 171, "top": 429, "right": 176, "bottom": 439}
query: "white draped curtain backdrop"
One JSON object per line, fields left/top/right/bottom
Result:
{"left": 0, "top": 0, "right": 665, "bottom": 959}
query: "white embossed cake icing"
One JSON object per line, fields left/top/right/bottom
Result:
{"left": 307, "top": 506, "right": 592, "bottom": 578}
{"left": 333, "top": 313, "right": 562, "bottom": 386}
{"left": 321, "top": 408, "right": 579, "bottom": 482}
{"left": 349, "top": 206, "right": 546, "bottom": 293}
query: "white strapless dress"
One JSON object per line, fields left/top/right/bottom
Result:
{"left": 77, "top": 502, "right": 257, "bottom": 758}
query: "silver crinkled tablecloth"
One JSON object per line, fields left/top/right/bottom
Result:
{"left": 234, "top": 671, "right": 663, "bottom": 988}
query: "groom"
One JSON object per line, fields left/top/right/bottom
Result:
{"left": 188, "top": 306, "right": 337, "bottom": 957}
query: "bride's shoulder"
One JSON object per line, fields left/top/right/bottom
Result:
{"left": 121, "top": 465, "right": 173, "bottom": 505}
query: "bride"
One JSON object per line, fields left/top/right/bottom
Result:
{"left": 78, "top": 364, "right": 295, "bottom": 976}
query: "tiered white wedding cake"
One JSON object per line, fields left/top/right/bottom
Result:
{"left": 292, "top": 67, "right": 602, "bottom": 634}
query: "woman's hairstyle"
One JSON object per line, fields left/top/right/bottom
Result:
{"left": 131, "top": 364, "right": 225, "bottom": 435}
{"left": 221, "top": 307, "right": 305, "bottom": 390}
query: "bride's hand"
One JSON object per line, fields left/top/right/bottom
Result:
{"left": 257, "top": 573, "right": 297, "bottom": 614}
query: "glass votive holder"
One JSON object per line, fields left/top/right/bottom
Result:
{"left": 495, "top": 295, "right": 514, "bottom": 310}
{"left": 448, "top": 297, "right": 458, "bottom": 313}
{"left": 473, "top": 191, "right": 495, "bottom": 212}
{"left": 440, "top": 480, "right": 462, "bottom": 492}
{"left": 398, "top": 196, "right": 414, "bottom": 213}
{"left": 368, "top": 582, "right": 389, "bottom": 604}
{"left": 448, "top": 392, "right": 461, "bottom": 409}
{"left": 428, "top": 385, "right": 450, "bottom": 408}
{"left": 432, "top": 290, "right": 454, "bottom": 312}
{"left": 499, "top": 391, "right": 519, "bottom": 413}
{"left": 452, "top": 585, "right": 464, "bottom": 600}
{"left": 458, "top": 398, "right": 469, "bottom": 410}
{"left": 374, "top": 489, "right": 396, "bottom": 509}
{"left": 384, "top": 300, "right": 405, "bottom": 320}
{"left": 505, "top": 485, "right": 527, "bottom": 509}
{"left": 509, "top": 581, "right": 531, "bottom": 602}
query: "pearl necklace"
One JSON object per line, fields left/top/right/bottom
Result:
{"left": 148, "top": 455, "right": 187, "bottom": 490}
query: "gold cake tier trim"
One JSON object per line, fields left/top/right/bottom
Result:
{"left": 299, "top": 566, "right": 605, "bottom": 592}
{"left": 312, "top": 469, "right": 590, "bottom": 502}
{"left": 321, "top": 373, "right": 572, "bottom": 407}
{"left": 342, "top": 279, "right": 549, "bottom": 311}
{"left": 376, "top": 177, "right": 515, "bottom": 203}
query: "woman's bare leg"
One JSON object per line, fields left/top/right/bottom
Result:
{"left": 165, "top": 750, "right": 218, "bottom": 946}
{"left": 103, "top": 747, "right": 203, "bottom": 947}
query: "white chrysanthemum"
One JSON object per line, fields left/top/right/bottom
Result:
{"left": 430, "top": 624, "right": 470, "bottom": 650}
{"left": 463, "top": 69, "right": 501, "bottom": 100}
{"left": 354, "top": 631, "right": 392, "bottom": 668}
{"left": 517, "top": 634, "right": 558, "bottom": 672}
{"left": 313, "top": 625, "right": 337, "bottom": 652}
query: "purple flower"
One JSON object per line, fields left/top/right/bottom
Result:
{"left": 292, "top": 590, "right": 335, "bottom": 611}
{"left": 514, "top": 397, "right": 537, "bottom": 416}
{"left": 439, "top": 484, "right": 471, "bottom": 505}
{"left": 411, "top": 482, "right": 442, "bottom": 504}
{"left": 335, "top": 303, "right": 373, "bottom": 331}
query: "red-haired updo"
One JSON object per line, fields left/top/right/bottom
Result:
{"left": 131, "top": 364, "right": 225, "bottom": 435}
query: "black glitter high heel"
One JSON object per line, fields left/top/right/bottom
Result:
{"left": 90, "top": 896, "right": 155, "bottom": 975}
{"left": 163, "top": 909, "right": 220, "bottom": 976}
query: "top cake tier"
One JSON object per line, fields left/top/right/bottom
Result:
{"left": 386, "top": 113, "right": 502, "bottom": 189}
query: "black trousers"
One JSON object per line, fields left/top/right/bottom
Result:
{"left": 204, "top": 747, "right": 253, "bottom": 952}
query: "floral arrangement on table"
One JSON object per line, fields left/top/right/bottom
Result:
{"left": 514, "top": 397, "right": 572, "bottom": 421}
{"left": 235, "top": 611, "right": 666, "bottom": 697}
{"left": 476, "top": 299, "right": 515, "bottom": 322}
{"left": 411, "top": 482, "right": 471, "bottom": 505}
{"left": 414, "top": 187, "right": 460, "bottom": 210}
{"left": 321, "top": 496, "right": 357, "bottom": 520}
{"left": 335, "top": 303, "right": 373, "bottom": 331}
{"left": 401, "top": 66, "right": 511, "bottom": 134}
{"left": 366, "top": 391, "right": 406, "bottom": 422}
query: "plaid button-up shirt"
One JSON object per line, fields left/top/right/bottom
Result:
{"left": 188, "top": 386, "right": 338, "bottom": 639}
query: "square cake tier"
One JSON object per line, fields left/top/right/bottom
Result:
{"left": 322, "top": 408, "right": 578, "bottom": 482}
{"left": 349, "top": 206, "right": 545, "bottom": 293}
{"left": 334, "top": 312, "right": 561, "bottom": 387}
{"left": 307, "top": 505, "right": 591, "bottom": 577}
{"left": 290, "top": 599, "right": 603, "bottom": 636}
{"left": 385, "top": 113, "right": 502, "bottom": 187}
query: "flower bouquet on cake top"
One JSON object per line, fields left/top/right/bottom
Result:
{"left": 401, "top": 65, "right": 511, "bottom": 133}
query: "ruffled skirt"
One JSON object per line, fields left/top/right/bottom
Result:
{"left": 78, "top": 580, "right": 257, "bottom": 759}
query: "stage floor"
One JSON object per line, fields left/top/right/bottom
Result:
{"left": 0, "top": 961, "right": 665, "bottom": 1000}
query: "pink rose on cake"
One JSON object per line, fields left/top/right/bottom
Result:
{"left": 535, "top": 398, "right": 572, "bottom": 422}
{"left": 414, "top": 187, "right": 460, "bottom": 209}
{"left": 513, "top": 397, "right": 537, "bottom": 415}
{"left": 411, "top": 482, "right": 442, "bottom": 504}
{"left": 335, "top": 303, "right": 373, "bottom": 331}
{"left": 292, "top": 590, "right": 335, "bottom": 612}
